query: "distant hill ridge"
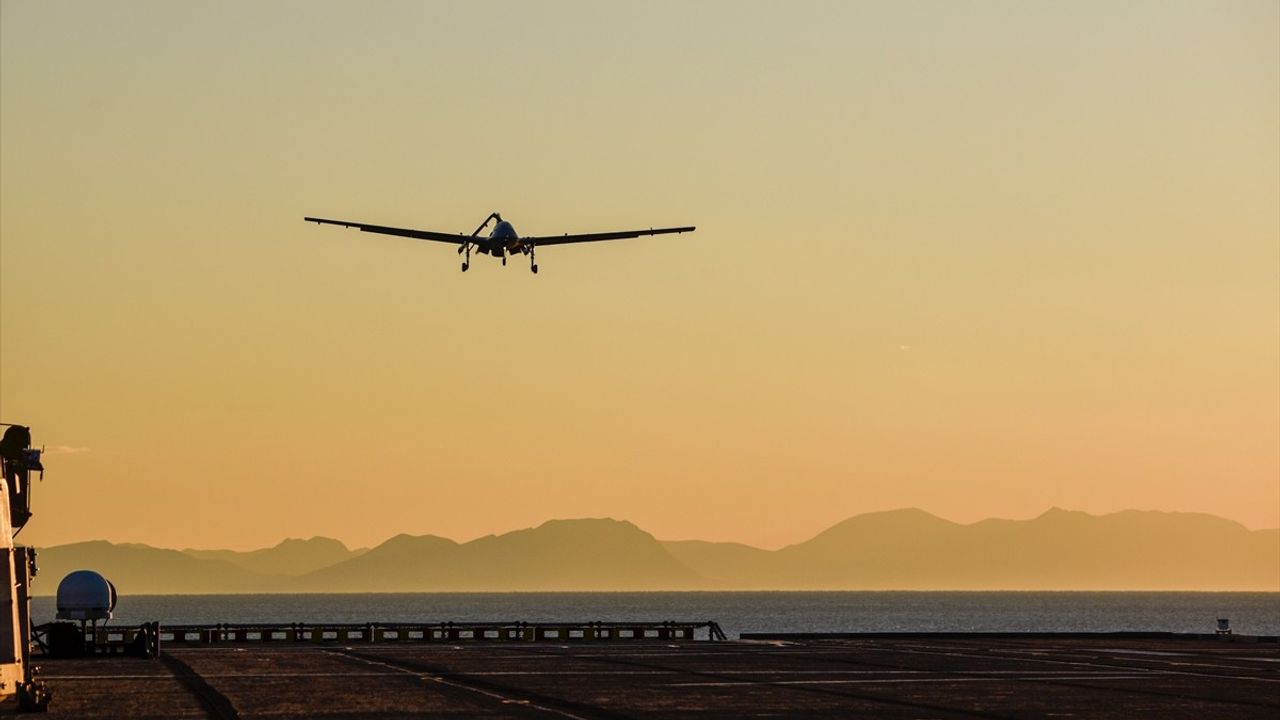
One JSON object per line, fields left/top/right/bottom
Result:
{"left": 32, "top": 509, "right": 1279, "bottom": 595}
{"left": 183, "top": 536, "right": 368, "bottom": 577}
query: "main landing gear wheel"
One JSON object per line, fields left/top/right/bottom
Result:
{"left": 461, "top": 262, "right": 469, "bottom": 272}
{"left": 531, "top": 265, "right": 538, "bottom": 274}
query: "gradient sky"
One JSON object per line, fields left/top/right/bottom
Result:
{"left": 2, "top": 1, "right": 1277, "bottom": 551}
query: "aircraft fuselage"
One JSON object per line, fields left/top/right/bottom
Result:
{"left": 477, "top": 220, "right": 521, "bottom": 256}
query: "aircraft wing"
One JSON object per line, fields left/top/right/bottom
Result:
{"left": 304, "top": 217, "right": 469, "bottom": 245}
{"left": 522, "top": 226, "right": 696, "bottom": 246}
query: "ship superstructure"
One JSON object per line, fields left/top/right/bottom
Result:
{"left": 1, "top": 424, "right": 48, "bottom": 710}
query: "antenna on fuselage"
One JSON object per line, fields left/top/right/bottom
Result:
{"left": 469, "top": 212, "right": 501, "bottom": 237}
{"left": 459, "top": 212, "right": 503, "bottom": 272}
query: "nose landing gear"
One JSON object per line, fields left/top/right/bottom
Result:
{"left": 529, "top": 243, "right": 538, "bottom": 274}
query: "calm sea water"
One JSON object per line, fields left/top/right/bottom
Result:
{"left": 31, "top": 592, "right": 1280, "bottom": 638}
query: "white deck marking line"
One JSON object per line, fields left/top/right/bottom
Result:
{"left": 960, "top": 670, "right": 1180, "bottom": 675}
{"left": 463, "top": 670, "right": 673, "bottom": 676}
{"left": 1086, "top": 649, "right": 1280, "bottom": 673}
{"left": 1008, "top": 647, "right": 1280, "bottom": 676}
{"left": 45, "top": 672, "right": 407, "bottom": 680}
{"left": 1094, "top": 648, "right": 1192, "bottom": 657}
{"left": 858, "top": 644, "right": 1280, "bottom": 684}
{"left": 48, "top": 669, "right": 1178, "bottom": 681}
{"left": 472, "top": 669, "right": 1176, "bottom": 677}
{"left": 670, "top": 676, "right": 1160, "bottom": 688}
{"left": 327, "top": 650, "right": 591, "bottom": 720}
{"left": 460, "top": 666, "right": 931, "bottom": 671}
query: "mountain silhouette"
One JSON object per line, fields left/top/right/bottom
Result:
{"left": 36, "top": 541, "right": 273, "bottom": 594}
{"left": 30, "top": 509, "right": 1279, "bottom": 594}
{"left": 183, "top": 536, "right": 366, "bottom": 576}
{"left": 675, "top": 508, "right": 1278, "bottom": 590}
{"left": 289, "top": 518, "right": 703, "bottom": 591}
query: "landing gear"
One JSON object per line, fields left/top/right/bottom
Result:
{"left": 461, "top": 261, "right": 469, "bottom": 272}
{"left": 529, "top": 243, "right": 538, "bottom": 274}
{"left": 460, "top": 241, "right": 471, "bottom": 272}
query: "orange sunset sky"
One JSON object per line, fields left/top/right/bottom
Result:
{"left": 2, "top": 1, "right": 1277, "bottom": 551}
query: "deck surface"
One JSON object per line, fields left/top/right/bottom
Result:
{"left": 6, "top": 635, "right": 1279, "bottom": 718}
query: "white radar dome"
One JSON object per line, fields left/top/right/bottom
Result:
{"left": 56, "top": 570, "right": 117, "bottom": 620}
